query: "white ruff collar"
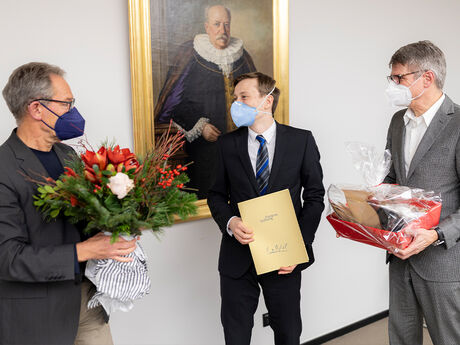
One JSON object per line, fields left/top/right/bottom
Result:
{"left": 193, "top": 34, "right": 243, "bottom": 76}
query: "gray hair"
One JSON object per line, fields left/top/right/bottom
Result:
{"left": 389, "top": 40, "right": 446, "bottom": 89}
{"left": 204, "top": 5, "right": 231, "bottom": 22}
{"left": 2, "top": 62, "right": 65, "bottom": 123}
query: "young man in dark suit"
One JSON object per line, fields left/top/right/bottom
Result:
{"left": 207, "top": 72, "right": 325, "bottom": 345}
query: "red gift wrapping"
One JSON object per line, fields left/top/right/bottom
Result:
{"left": 327, "top": 199, "right": 442, "bottom": 250}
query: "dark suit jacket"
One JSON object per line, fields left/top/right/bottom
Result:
{"left": 0, "top": 130, "right": 82, "bottom": 345}
{"left": 207, "top": 123, "right": 325, "bottom": 279}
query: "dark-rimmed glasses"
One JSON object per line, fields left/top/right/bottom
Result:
{"left": 386, "top": 71, "right": 422, "bottom": 84}
{"left": 33, "top": 98, "right": 75, "bottom": 111}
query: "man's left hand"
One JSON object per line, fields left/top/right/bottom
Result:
{"left": 278, "top": 265, "right": 297, "bottom": 275}
{"left": 391, "top": 227, "right": 438, "bottom": 260}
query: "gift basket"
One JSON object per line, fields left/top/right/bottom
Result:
{"left": 326, "top": 143, "right": 442, "bottom": 251}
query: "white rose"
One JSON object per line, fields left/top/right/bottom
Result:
{"left": 107, "top": 172, "right": 135, "bottom": 199}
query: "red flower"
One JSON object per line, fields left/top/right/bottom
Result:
{"left": 70, "top": 196, "right": 78, "bottom": 207}
{"left": 107, "top": 145, "right": 136, "bottom": 165}
{"left": 81, "top": 147, "right": 107, "bottom": 171}
{"left": 64, "top": 167, "right": 77, "bottom": 177}
{"left": 84, "top": 169, "right": 98, "bottom": 183}
{"left": 124, "top": 157, "right": 142, "bottom": 173}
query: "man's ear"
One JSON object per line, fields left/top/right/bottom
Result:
{"left": 27, "top": 101, "right": 43, "bottom": 121}
{"left": 204, "top": 21, "right": 210, "bottom": 34}
{"left": 264, "top": 95, "right": 274, "bottom": 111}
{"left": 423, "top": 70, "right": 436, "bottom": 88}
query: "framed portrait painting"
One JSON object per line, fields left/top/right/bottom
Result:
{"left": 128, "top": 0, "right": 289, "bottom": 221}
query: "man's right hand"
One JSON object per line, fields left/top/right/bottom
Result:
{"left": 202, "top": 123, "right": 221, "bottom": 142}
{"left": 76, "top": 232, "right": 138, "bottom": 263}
{"left": 229, "top": 217, "right": 254, "bottom": 245}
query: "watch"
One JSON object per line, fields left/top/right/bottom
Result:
{"left": 432, "top": 226, "right": 445, "bottom": 246}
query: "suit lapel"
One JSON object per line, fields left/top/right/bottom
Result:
{"left": 54, "top": 144, "right": 75, "bottom": 167}
{"left": 393, "top": 115, "right": 407, "bottom": 184}
{"left": 236, "top": 127, "right": 259, "bottom": 194}
{"left": 7, "top": 130, "right": 48, "bottom": 180}
{"left": 406, "top": 96, "right": 454, "bottom": 179}
{"left": 267, "top": 122, "right": 288, "bottom": 192}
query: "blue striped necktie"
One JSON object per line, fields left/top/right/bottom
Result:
{"left": 256, "top": 135, "right": 269, "bottom": 195}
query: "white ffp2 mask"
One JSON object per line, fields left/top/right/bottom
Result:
{"left": 385, "top": 75, "right": 425, "bottom": 107}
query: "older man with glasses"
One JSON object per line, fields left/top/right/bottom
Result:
{"left": 0, "top": 62, "right": 137, "bottom": 345}
{"left": 383, "top": 41, "right": 460, "bottom": 345}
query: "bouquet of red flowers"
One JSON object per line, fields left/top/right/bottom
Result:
{"left": 33, "top": 126, "right": 197, "bottom": 314}
{"left": 34, "top": 127, "right": 197, "bottom": 241}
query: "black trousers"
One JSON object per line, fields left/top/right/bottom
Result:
{"left": 220, "top": 265, "right": 302, "bottom": 345}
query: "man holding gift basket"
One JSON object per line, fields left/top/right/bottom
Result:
{"left": 0, "top": 62, "right": 137, "bottom": 345}
{"left": 384, "top": 41, "right": 460, "bottom": 345}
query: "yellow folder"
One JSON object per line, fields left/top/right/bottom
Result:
{"left": 238, "top": 189, "right": 309, "bottom": 275}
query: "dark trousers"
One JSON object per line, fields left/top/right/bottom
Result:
{"left": 220, "top": 265, "right": 302, "bottom": 345}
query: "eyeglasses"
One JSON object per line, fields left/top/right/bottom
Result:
{"left": 386, "top": 71, "right": 422, "bottom": 84}
{"left": 33, "top": 98, "right": 75, "bottom": 111}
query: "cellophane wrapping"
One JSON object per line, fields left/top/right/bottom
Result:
{"left": 327, "top": 143, "right": 442, "bottom": 250}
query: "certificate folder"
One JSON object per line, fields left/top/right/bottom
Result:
{"left": 238, "top": 189, "right": 309, "bottom": 275}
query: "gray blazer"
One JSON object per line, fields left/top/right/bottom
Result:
{"left": 385, "top": 95, "right": 460, "bottom": 282}
{"left": 0, "top": 130, "right": 82, "bottom": 345}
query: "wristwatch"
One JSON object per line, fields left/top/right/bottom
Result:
{"left": 432, "top": 226, "right": 445, "bottom": 246}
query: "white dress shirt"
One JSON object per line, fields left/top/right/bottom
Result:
{"left": 226, "top": 120, "right": 277, "bottom": 236}
{"left": 404, "top": 94, "right": 445, "bottom": 176}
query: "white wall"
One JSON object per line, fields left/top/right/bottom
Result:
{"left": 1, "top": 0, "right": 459, "bottom": 344}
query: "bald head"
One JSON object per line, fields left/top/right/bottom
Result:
{"left": 204, "top": 5, "right": 231, "bottom": 49}
{"left": 205, "top": 5, "right": 231, "bottom": 22}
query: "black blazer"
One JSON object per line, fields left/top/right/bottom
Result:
{"left": 207, "top": 123, "right": 325, "bottom": 279}
{"left": 0, "top": 130, "right": 82, "bottom": 345}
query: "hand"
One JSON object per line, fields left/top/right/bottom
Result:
{"left": 202, "top": 123, "right": 221, "bottom": 142}
{"left": 76, "top": 233, "right": 138, "bottom": 263}
{"left": 229, "top": 217, "right": 254, "bottom": 245}
{"left": 390, "top": 227, "right": 438, "bottom": 260}
{"left": 278, "top": 265, "right": 297, "bottom": 275}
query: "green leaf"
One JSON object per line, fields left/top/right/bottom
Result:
{"left": 104, "top": 194, "right": 121, "bottom": 212}
{"left": 44, "top": 185, "right": 55, "bottom": 194}
{"left": 102, "top": 170, "right": 115, "bottom": 176}
{"left": 34, "top": 199, "right": 45, "bottom": 206}
{"left": 50, "top": 209, "right": 60, "bottom": 218}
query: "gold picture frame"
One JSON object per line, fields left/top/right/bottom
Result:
{"left": 128, "top": 0, "right": 289, "bottom": 221}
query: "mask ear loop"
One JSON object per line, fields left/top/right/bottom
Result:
{"left": 408, "top": 73, "right": 426, "bottom": 101}
{"left": 256, "top": 85, "right": 276, "bottom": 114}
{"left": 38, "top": 101, "right": 60, "bottom": 131}
{"left": 39, "top": 102, "right": 60, "bottom": 118}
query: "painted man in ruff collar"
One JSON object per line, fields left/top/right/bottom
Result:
{"left": 155, "top": 5, "right": 256, "bottom": 199}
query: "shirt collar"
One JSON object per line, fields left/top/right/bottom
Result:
{"left": 248, "top": 120, "right": 276, "bottom": 144}
{"left": 403, "top": 93, "right": 445, "bottom": 127}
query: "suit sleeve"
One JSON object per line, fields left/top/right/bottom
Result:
{"left": 0, "top": 174, "right": 76, "bottom": 283}
{"left": 298, "top": 132, "right": 325, "bottom": 244}
{"left": 436, "top": 134, "right": 460, "bottom": 249}
{"left": 207, "top": 138, "right": 235, "bottom": 235}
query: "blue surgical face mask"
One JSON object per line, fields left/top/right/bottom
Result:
{"left": 40, "top": 103, "right": 85, "bottom": 140}
{"left": 230, "top": 86, "right": 276, "bottom": 127}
